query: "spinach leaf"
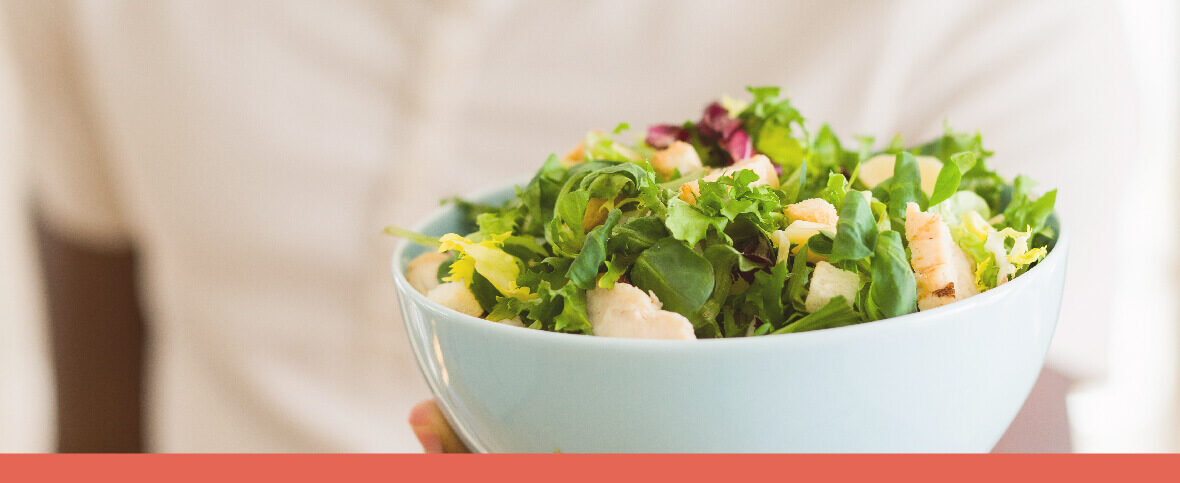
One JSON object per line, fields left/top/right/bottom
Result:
{"left": 809, "top": 124, "right": 844, "bottom": 170}
{"left": 779, "top": 158, "right": 808, "bottom": 204}
{"left": 847, "top": 135, "right": 875, "bottom": 186}
{"left": 786, "top": 244, "right": 812, "bottom": 312}
{"left": 519, "top": 154, "right": 568, "bottom": 235}
{"left": 608, "top": 215, "right": 668, "bottom": 255}
{"left": 864, "top": 230, "right": 917, "bottom": 320}
{"left": 885, "top": 152, "right": 928, "bottom": 231}
{"left": 830, "top": 190, "right": 878, "bottom": 263}
{"left": 806, "top": 232, "right": 834, "bottom": 259}
{"left": 914, "top": 126, "right": 1005, "bottom": 211}
{"left": 692, "top": 244, "right": 741, "bottom": 338}
{"left": 772, "top": 297, "right": 862, "bottom": 334}
{"left": 630, "top": 237, "right": 715, "bottom": 317}
{"left": 436, "top": 255, "right": 456, "bottom": 284}
{"left": 486, "top": 297, "right": 523, "bottom": 322}
{"left": 469, "top": 271, "right": 500, "bottom": 314}
{"left": 597, "top": 253, "right": 637, "bottom": 290}
{"left": 927, "top": 152, "right": 978, "bottom": 207}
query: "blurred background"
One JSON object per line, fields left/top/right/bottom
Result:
{"left": 1, "top": 1, "right": 1178, "bottom": 452}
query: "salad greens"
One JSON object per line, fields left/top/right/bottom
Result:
{"left": 389, "top": 87, "right": 1058, "bottom": 338}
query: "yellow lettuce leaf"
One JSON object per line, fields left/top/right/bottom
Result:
{"left": 438, "top": 233, "right": 536, "bottom": 301}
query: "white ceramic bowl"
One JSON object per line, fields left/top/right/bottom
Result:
{"left": 392, "top": 183, "right": 1068, "bottom": 453}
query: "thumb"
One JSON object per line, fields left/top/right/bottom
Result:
{"left": 408, "top": 399, "right": 470, "bottom": 453}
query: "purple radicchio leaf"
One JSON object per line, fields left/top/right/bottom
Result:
{"left": 645, "top": 124, "right": 689, "bottom": 149}
{"left": 697, "top": 102, "right": 742, "bottom": 139}
{"left": 722, "top": 128, "right": 753, "bottom": 163}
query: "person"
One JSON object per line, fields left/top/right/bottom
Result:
{"left": 2, "top": 1, "right": 1133, "bottom": 452}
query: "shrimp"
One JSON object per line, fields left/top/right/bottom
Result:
{"left": 904, "top": 202, "right": 978, "bottom": 311}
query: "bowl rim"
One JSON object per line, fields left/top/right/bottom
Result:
{"left": 391, "top": 178, "right": 1069, "bottom": 348}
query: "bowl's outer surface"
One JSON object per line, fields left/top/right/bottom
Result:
{"left": 393, "top": 183, "right": 1068, "bottom": 453}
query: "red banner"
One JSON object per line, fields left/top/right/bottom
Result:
{"left": 0, "top": 454, "right": 1173, "bottom": 482}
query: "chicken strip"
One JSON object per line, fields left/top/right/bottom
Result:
{"left": 904, "top": 202, "right": 978, "bottom": 311}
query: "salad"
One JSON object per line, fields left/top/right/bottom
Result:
{"left": 389, "top": 87, "right": 1058, "bottom": 340}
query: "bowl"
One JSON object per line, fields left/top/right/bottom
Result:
{"left": 392, "top": 182, "right": 1068, "bottom": 453}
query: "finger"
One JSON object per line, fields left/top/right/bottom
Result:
{"left": 408, "top": 399, "right": 470, "bottom": 453}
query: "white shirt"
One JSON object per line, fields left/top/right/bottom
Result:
{"left": 3, "top": 0, "right": 1134, "bottom": 451}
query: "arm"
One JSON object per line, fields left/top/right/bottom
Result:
{"left": 36, "top": 216, "right": 145, "bottom": 452}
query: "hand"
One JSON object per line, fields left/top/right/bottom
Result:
{"left": 409, "top": 399, "right": 470, "bottom": 453}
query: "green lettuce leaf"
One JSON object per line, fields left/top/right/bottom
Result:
{"left": 744, "top": 261, "right": 790, "bottom": 328}
{"left": 740, "top": 86, "right": 807, "bottom": 170}
{"left": 524, "top": 281, "right": 591, "bottom": 334}
{"left": 486, "top": 297, "right": 523, "bottom": 322}
{"left": 665, "top": 197, "right": 727, "bottom": 247}
{"left": 1002, "top": 175, "right": 1057, "bottom": 236}
{"left": 567, "top": 209, "right": 622, "bottom": 289}
{"left": 817, "top": 172, "right": 850, "bottom": 209}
